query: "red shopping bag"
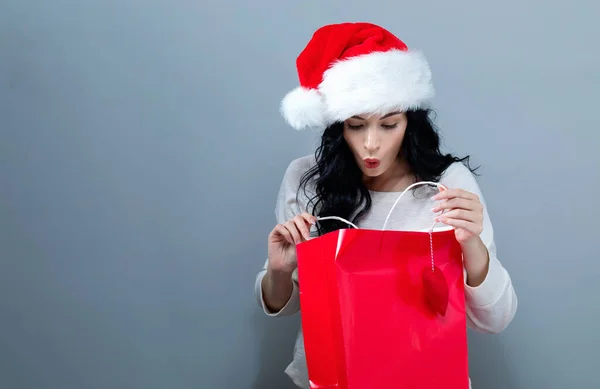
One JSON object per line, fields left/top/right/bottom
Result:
{"left": 296, "top": 182, "right": 469, "bottom": 389}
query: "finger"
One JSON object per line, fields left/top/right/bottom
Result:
{"left": 438, "top": 217, "right": 480, "bottom": 234}
{"left": 284, "top": 220, "right": 303, "bottom": 244}
{"left": 300, "top": 212, "right": 317, "bottom": 226}
{"left": 433, "top": 188, "right": 478, "bottom": 202}
{"left": 432, "top": 198, "right": 476, "bottom": 213}
{"left": 272, "top": 224, "right": 294, "bottom": 245}
{"left": 437, "top": 209, "right": 479, "bottom": 223}
{"left": 294, "top": 215, "right": 312, "bottom": 241}
{"left": 431, "top": 188, "right": 461, "bottom": 200}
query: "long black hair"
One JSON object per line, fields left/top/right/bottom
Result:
{"left": 297, "top": 108, "right": 478, "bottom": 235}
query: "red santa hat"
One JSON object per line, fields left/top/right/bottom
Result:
{"left": 280, "top": 22, "right": 435, "bottom": 130}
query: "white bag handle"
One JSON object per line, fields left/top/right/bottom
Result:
{"left": 315, "top": 216, "right": 359, "bottom": 229}
{"left": 382, "top": 181, "right": 447, "bottom": 231}
{"left": 315, "top": 180, "right": 447, "bottom": 232}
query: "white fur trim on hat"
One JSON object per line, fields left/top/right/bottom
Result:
{"left": 320, "top": 49, "right": 434, "bottom": 123}
{"left": 280, "top": 87, "right": 327, "bottom": 130}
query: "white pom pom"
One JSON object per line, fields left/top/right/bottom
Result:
{"left": 280, "top": 87, "right": 326, "bottom": 130}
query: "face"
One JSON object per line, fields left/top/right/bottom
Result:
{"left": 343, "top": 111, "right": 408, "bottom": 178}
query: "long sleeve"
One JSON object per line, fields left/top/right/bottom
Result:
{"left": 255, "top": 259, "right": 301, "bottom": 317}
{"left": 444, "top": 163, "right": 518, "bottom": 334}
{"left": 254, "top": 157, "right": 313, "bottom": 317}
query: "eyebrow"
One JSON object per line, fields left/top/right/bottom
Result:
{"left": 351, "top": 111, "right": 402, "bottom": 120}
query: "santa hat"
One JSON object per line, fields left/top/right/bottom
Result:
{"left": 280, "top": 22, "right": 435, "bottom": 130}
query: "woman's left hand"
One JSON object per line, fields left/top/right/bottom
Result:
{"left": 431, "top": 188, "right": 484, "bottom": 245}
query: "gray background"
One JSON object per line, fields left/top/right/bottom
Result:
{"left": 1, "top": 1, "right": 598, "bottom": 388}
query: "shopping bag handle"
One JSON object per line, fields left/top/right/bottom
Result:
{"left": 382, "top": 181, "right": 447, "bottom": 231}
{"left": 314, "top": 181, "right": 447, "bottom": 231}
{"left": 315, "top": 216, "right": 359, "bottom": 229}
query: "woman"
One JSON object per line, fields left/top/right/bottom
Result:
{"left": 254, "top": 22, "right": 517, "bottom": 388}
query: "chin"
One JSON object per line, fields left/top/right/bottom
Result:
{"left": 360, "top": 167, "right": 384, "bottom": 178}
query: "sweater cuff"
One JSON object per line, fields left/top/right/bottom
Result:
{"left": 464, "top": 255, "right": 509, "bottom": 307}
{"left": 258, "top": 271, "right": 300, "bottom": 317}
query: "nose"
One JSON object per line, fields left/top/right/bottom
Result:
{"left": 363, "top": 126, "right": 380, "bottom": 153}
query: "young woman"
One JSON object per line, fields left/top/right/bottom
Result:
{"left": 254, "top": 22, "right": 517, "bottom": 389}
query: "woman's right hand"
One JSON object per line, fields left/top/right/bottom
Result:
{"left": 267, "top": 213, "right": 317, "bottom": 274}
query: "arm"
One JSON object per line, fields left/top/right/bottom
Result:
{"left": 463, "top": 206, "right": 517, "bottom": 334}
{"left": 436, "top": 164, "right": 518, "bottom": 334}
{"left": 464, "top": 221, "right": 517, "bottom": 333}
{"left": 255, "top": 259, "right": 300, "bottom": 316}
{"left": 254, "top": 158, "right": 309, "bottom": 317}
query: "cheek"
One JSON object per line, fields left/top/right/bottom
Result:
{"left": 342, "top": 131, "right": 361, "bottom": 155}
{"left": 394, "top": 131, "right": 406, "bottom": 149}
{"left": 384, "top": 130, "right": 406, "bottom": 155}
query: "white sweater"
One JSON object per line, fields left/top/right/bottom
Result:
{"left": 254, "top": 155, "right": 518, "bottom": 389}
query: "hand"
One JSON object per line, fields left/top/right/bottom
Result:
{"left": 431, "top": 188, "right": 484, "bottom": 245}
{"left": 267, "top": 213, "right": 316, "bottom": 274}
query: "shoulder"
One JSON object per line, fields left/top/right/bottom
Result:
{"left": 275, "top": 154, "right": 316, "bottom": 222}
{"left": 282, "top": 154, "right": 316, "bottom": 183}
{"left": 440, "top": 161, "right": 475, "bottom": 180}
{"left": 440, "top": 161, "right": 486, "bottom": 202}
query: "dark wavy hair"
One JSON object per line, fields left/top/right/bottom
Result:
{"left": 298, "top": 108, "right": 478, "bottom": 235}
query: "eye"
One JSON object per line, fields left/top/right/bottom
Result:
{"left": 381, "top": 123, "right": 398, "bottom": 129}
{"left": 346, "top": 123, "right": 364, "bottom": 130}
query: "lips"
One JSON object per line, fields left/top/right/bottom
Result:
{"left": 364, "top": 158, "right": 380, "bottom": 169}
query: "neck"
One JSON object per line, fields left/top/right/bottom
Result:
{"left": 363, "top": 158, "right": 415, "bottom": 192}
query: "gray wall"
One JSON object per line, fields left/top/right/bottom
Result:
{"left": 1, "top": 1, "right": 598, "bottom": 388}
